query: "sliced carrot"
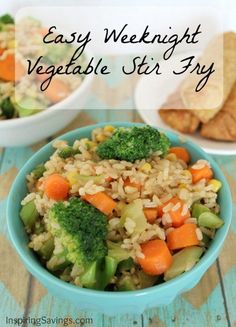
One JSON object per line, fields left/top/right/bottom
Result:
{"left": 158, "top": 197, "right": 190, "bottom": 227}
{"left": 36, "top": 73, "right": 70, "bottom": 104}
{"left": 143, "top": 208, "right": 158, "bottom": 224}
{"left": 0, "top": 48, "right": 5, "bottom": 56}
{"left": 123, "top": 178, "right": 142, "bottom": 191}
{"left": 105, "top": 176, "right": 113, "bottom": 183}
{"left": 167, "top": 223, "right": 199, "bottom": 250}
{"left": 189, "top": 165, "right": 213, "bottom": 184}
{"left": 158, "top": 197, "right": 179, "bottom": 217}
{"left": 83, "top": 192, "right": 116, "bottom": 216}
{"left": 0, "top": 53, "right": 25, "bottom": 82}
{"left": 168, "top": 205, "right": 190, "bottom": 227}
{"left": 137, "top": 239, "right": 173, "bottom": 276}
{"left": 169, "top": 147, "right": 190, "bottom": 163}
{"left": 44, "top": 174, "right": 70, "bottom": 200}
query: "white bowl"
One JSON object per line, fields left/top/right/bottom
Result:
{"left": 0, "top": 70, "right": 93, "bottom": 147}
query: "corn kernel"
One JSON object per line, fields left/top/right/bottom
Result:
{"left": 66, "top": 171, "right": 79, "bottom": 186}
{"left": 166, "top": 153, "right": 177, "bottom": 161}
{"left": 179, "top": 183, "right": 187, "bottom": 189}
{"left": 96, "top": 134, "right": 107, "bottom": 142}
{"left": 116, "top": 201, "right": 126, "bottom": 213}
{"left": 183, "top": 170, "right": 192, "bottom": 178}
{"left": 86, "top": 141, "right": 97, "bottom": 150}
{"left": 208, "top": 179, "right": 222, "bottom": 192}
{"left": 140, "top": 163, "right": 152, "bottom": 173}
{"left": 104, "top": 125, "right": 115, "bottom": 133}
{"left": 7, "top": 40, "right": 16, "bottom": 49}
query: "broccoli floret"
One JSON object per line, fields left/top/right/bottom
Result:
{"left": 0, "top": 14, "right": 14, "bottom": 25}
{"left": 96, "top": 126, "right": 170, "bottom": 162}
{"left": 48, "top": 198, "right": 108, "bottom": 267}
{"left": 1, "top": 97, "right": 15, "bottom": 119}
{"left": 158, "top": 133, "right": 171, "bottom": 156}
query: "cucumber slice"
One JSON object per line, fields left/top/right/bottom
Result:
{"left": 164, "top": 246, "right": 204, "bottom": 281}
{"left": 198, "top": 212, "right": 224, "bottom": 229}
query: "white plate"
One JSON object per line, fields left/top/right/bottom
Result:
{"left": 135, "top": 72, "right": 236, "bottom": 156}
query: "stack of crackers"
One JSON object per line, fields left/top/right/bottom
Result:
{"left": 159, "top": 32, "right": 236, "bottom": 141}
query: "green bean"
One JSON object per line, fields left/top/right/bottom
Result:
{"left": 20, "top": 200, "right": 39, "bottom": 228}
{"left": 32, "top": 164, "right": 46, "bottom": 179}
{"left": 118, "top": 257, "right": 134, "bottom": 272}
{"left": 198, "top": 212, "right": 224, "bottom": 229}
{"left": 192, "top": 203, "right": 210, "bottom": 219}
{"left": 37, "top": 236, "right": 54, "bottom": 260}
{"left": 58, "top": 146, "right": 81, "bottom": 159}
{"left": 201, "top": 233, "right": 211, "bottom": 247}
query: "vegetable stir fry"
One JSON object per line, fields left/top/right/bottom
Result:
{"left": 20, "top": 126, "right": 224, "bottom": 291}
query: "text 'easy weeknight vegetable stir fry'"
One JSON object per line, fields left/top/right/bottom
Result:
{"left": 20, "top": 126, "right": 224, "bottom": 291}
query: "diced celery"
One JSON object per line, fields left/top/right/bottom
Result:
{"left": 192, "top": 203, "right": 210, "bottom": 219}
{"left": 66, "top": 172, "right": 104, "bottom": 186}
{"left": 80, "top": 261, "right": 97, "bottom": 288}
{"left": 80, "top": 256, "right": 118, "bottom": 290}
{"left": 98, "top": 256, "right": 118, "bottom": 290}
{"left": 138, "top": 270, "right": 159, "bottom": 289}
{"left": 120, "top": 199, "right": 148, "bottom": 234}
{"left": 198, "top": 212, "right": 224, "bottom": 229}
{"left": 164, "top": 246, "right": 204, "bottom": 281}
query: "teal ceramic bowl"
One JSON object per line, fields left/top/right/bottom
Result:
{"left": 7, "top": 122, "right": 232, "bottom": 315}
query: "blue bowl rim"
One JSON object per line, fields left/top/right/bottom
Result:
{"left": 7, "top": 121, "right": 232, "bottom": 299}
